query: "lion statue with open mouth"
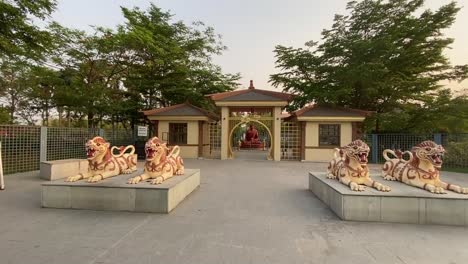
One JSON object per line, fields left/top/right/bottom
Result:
{"left": 327, "top": 139, "right": 390, "bottom": 192}
{"left": 65, "top": 136, "right": 137, "bottom": 183}
{"left": 382, "top": 140, "right": 468, "bottom": 194}
{"left": 127, "top": 137, "right": 184, "bottom": 185}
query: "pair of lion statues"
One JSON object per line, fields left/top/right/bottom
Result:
{"left": 67, "top": 135, "right": 465, "bottom": 194}
{"left": 65, "top": 136, "right": 184, "bottom": 185}
{"left": 327, "top": 139, "right": 468, "bottom": 194}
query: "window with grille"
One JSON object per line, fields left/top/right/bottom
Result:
{"left": 169, "top": 123, "right": 187, "bottom": 145}
{"left": 319, "top": 124, "right": 340, "bottom": 147}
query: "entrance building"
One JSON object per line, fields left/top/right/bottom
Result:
{"left": 143, "top": 81, "right": 370, "bottom": 161}
{"left": 207, "top": 80, "right": 292, "bottom": 161}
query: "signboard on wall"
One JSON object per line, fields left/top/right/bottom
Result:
{"left": 137, "top": 126, "right": 148, "bottom": 137}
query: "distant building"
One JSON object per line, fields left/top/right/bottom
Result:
{"left": 143, "top": 80, "right": 370, "bottom": 161}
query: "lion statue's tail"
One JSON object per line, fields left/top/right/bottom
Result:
{"left": 333, "top": 148, "right": 342, "bottom": 159}
{"left": 383, "top": 149, "right": 396, "bottom": 161}
{"left": 383, "top": 149, "right": 413, "bottom": 162}
{"left": 168, "top": 145, "right": 181, "bottom": 158}
{"left": 111, "top": 145, "right": 135, "bottom": 157}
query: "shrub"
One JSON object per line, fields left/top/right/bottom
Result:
{"left": 445, "top": 142, "right": 468, "bottom": 168}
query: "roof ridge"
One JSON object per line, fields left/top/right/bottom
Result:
{"left": 142, "top": 102, "right": 219, "bottom": 120}
{"left": 292, "top": 104, "right": 371, "bottom": 117}
{"left": 207, "top": 88, "right": 293, "bottom": 101}
{"left": 185, "top": 103, "right": 219, "bottom": 120}
{"left": 141, "top": 103, "right": 186, "bottom": 115}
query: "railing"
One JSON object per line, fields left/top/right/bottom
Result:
{"left": 0, "top": 125, "right": 149, "bottom": 175}
{"left": 362, "top": 133, "right": 468, "bottom": 170}
{"left": 0, "top": 126, "right": 41, "bottom": 174}
{"left": 281, "top": 122, "right": 301, "bottom": 160}
{"left": 0, "top": 124, "right": 466, "bottom": 174}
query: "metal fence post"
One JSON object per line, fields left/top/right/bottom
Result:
{"left": 434, "top": 133, "right": 442, "bottom": 145}
{"left": 371, "top": 134, "right": 378, "bottom": 163}
{"left": 40, "top": 126, "right": 47, "bottom": 162}
{"left": 98, "top": 128, "right": 105, "bottom": 137}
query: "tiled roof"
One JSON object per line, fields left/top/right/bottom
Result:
{"left": 206, "top": 80, "right": 293, "bottom": 102}
{"left": 292, "top": 104, "right": 372, "bottom": 118}
{"left": 142, "top": 103, "right": 218, "bottom": 120}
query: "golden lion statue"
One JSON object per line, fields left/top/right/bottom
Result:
{"left": 327, "top": 140, "right": 391, "bottom": 192}
{"left": 382, "top": 140, "right": 468, "bottom": 194}
{"left": 65, "top": 136, "right": 137, "bottom": 183}
{"left": 127, "top": 137, "right": 184, "bottom": 185}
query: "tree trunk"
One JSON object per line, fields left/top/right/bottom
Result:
{"left": 375, "top": 117, "right": 380, "bottom": 133}
{"left": 66, "top": 109, "right": 71, "bottom": 127}
{"left": 9, "top": 96, "right": 15, "bottom": 124}
{"left": 88, "top": 112, "right": 94, "bottom": 128}
{"left": 57, "top": 107, "right": 63, "bottom": 127}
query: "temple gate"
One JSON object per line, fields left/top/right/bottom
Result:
{"left": 143, "top": 80, "right": 369, "bottom": 162}
{"left": 206, "top": 81, "right": 293, "bottom": 161}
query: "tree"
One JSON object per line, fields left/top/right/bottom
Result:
{"left": 0, "top": 0, "right": 56, "bottom": 59}
{"left": 375, "top": 89, "right": 468, "bottom": 133}
{"left": 271, "top": 0, "right": 468, "bottom": 132}
{"left": 118, "top": 5, "right": 239, "bottom": 118}
{"left": 26, "top": 66, "right": 64, "bottom": 126}
{"left": 46, "top": 6, "right": 239, "bottom": 128}
{"left": 48, "top": 23, "right": 130, "bottom": 128}
{"left": 0, "top": 3, "right": 239, "bottom": 127}
{"left": 0, "top": 106, "right": 11, "bottom": 124}
{"left": 0, "top": 58, "right": 31, "bottom": 124}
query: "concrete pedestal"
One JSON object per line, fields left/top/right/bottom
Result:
{"left": 42, "top": 169, "right": 200, "bottom": 213}
{"left": 40, "top": 159, "right": 88, "bottom": 181}
{"left": 309, "top": 172, "right": 468, "bottom": 226}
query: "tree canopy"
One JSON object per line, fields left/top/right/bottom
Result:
{"left": 0, "top": 2, "right": 239, "bottom": 127}
{"left": 0, "top": 0, "right": 56, "bottom": 60}
{"left": 271, "top": 0, "right": 468, "bottom": 133}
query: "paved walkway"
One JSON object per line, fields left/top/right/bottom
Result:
{"left": 233, "top": 149, "right": 269, "bottom": 160}
{"left": 1, "top": 159, "right": 468, "bottom": 264}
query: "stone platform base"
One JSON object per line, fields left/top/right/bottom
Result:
{"left": 309, "top": 172, "right": 468, "bottom": 226}
{"left": 40, "top": 159, "right": 88, "bottom": 180}
{"left": 42, "top": 169, "right": 200, "bottom": 213}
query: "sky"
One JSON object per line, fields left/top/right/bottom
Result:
{"left": 50, "top": 0, "right": 468, "bottom": 93}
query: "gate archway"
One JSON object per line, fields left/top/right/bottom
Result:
{"left": 228, "top": 118, "right": 273, "bottom": 160}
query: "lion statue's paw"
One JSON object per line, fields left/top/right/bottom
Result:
{"left": 127, "top": 176, "right": 141, "bottom": 184}
{"left": 87, "top": 175, "right": 103, "bottom": 183}
{"left": 461, "top": 187, "right": 468, "bottom": 194}
{"left": 150, "top": 176, "right": 164, "bottom": 185}
{"left": 326, "top": 173, "right": 336, "bottom": 179}
{"left": 434, "top": 186, "right": 446, "bottom": 194}
{"left": 65, "top": 175, "right": 82, "bottom": 182}
{"left": 122, "top": 167, "right": 137, "bottom": 174}
{"left": 383, "top": 175, "right": 397, "bottom": 181}
{"left": 376, "top": 184, "right": 391, "bottom": 192}
{"left": 175, "top": 169, "right": 184, "bottom": 175}
{"left": 426, "top": 185, "right": 446, "bottom": 194}
{"left": 350, "top": 182, "right": 365, "bottom": 192}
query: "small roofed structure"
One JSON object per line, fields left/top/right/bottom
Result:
{"left": 287, "top": 104, "right": 372, "bottom": 162}
{"left": 143, "top": 102, "right": 218, "bottom": 121}
{"left": 207, "top": 80, "right": 293, "bottom": 106}
{"left": 206, "top": 80, "right": 293, "bottom": 160}
{"left": 143, "top": 102, "right": 218, "bottom": 159}
{"left": 287, "top": 104, "right": 371, "bottom": 121}
{"left": 140, "top": 80, "right": 372, "bottom": 162}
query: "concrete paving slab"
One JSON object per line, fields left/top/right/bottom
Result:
{"left": 1, "top": 160, "right": 468, "bottom": 264}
